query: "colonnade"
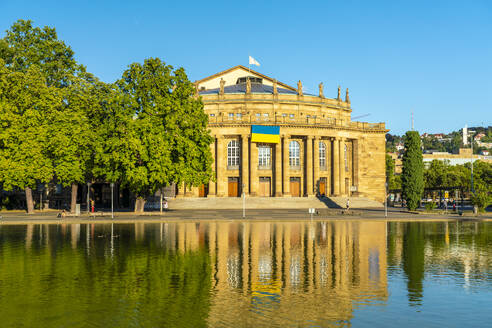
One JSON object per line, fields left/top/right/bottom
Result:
{"left": 203, "top": 133, "right": 359, "bottom": 198}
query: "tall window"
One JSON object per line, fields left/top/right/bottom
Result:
{"left": 344, "top": 144, "right": 348, "bottom": 171}
{"left": 319, "top": 142, "right": 326, "bottom": 168}
{"left": 227, "top": 140, "right": 240, "bottom": 167}
{"left": 258, "top": 145, "right": 271, "bottom": 168}
{"left": 289, "top": 141, "right": 300, "bottom": 167}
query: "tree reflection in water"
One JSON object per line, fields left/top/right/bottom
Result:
{"left": 0, "top": 220, "right": 491, "bottom": 327}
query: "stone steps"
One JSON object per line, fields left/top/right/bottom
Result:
{"left": 167, "top": 196, "right": 382, "bottom": 210}
{"left": 326, "top": 197, "right": 383, "bottom": 209}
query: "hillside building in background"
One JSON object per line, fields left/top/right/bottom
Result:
{"left": 177, "top": 66, "right": 388, "bottom": 202}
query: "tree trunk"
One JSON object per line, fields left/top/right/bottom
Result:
{"left": 70, "top": 183, "right": 78, "bottom": 213}
{"left": 134, "top": 197, "right": 146, "bottom": 213}
{"left": 25, "top": 187, "right": 34, "bottom": 214}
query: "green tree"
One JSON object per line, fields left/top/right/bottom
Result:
{"left": 1, "top": 20, "right": 97, "bottom": 212}
{"left": 471, "top": 184, "right": 490, "bottom": 212}
{"left": 443, "top": 132, "right": 462, "bottom": 154}
{"left": 421, "top": 136, "right": 445, "bottom": 152}
{"left": 401, "top": 131, "right": 424, "bottom": 211}
{"left": 0, "top": 62, "right": 59, "bottom": 213}
{"left": 424, "top": 160, "right": 449, "bottom": 189}
{"left": 470, "top": 161, "right": 492, "bottom": 211}
{"left": 385, "top": 154, "right": 401, "bottom": 190}
{"left": 446, "top": 164, "right": 470, "bottom": 189}
{"left": 0, "top": 19, "right": 79, "bottom": 88}
{"left": 91, "top": 82, "right": 133, "bottom": 186}
{"left": 49, "top": 73, "right": 102, "bottom": 212}
{"left": 114, "top": 58, "right": 213, "bottom": 212}
{"left": 385, "top": 154, "right": 395, "bottom": 180}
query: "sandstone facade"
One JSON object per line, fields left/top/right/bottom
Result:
{"left": 178, "top": 66, "right": 387, "bottom": 203}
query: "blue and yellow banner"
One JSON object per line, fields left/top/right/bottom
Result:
{"left": 251, "top": 125, "right": 280, "bottom": 143}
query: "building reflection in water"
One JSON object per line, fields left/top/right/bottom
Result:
{"left": 145, "top": 220, "right": 389, "bottom": 326}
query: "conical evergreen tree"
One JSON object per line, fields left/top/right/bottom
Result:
{"left": 401, "top": 131, "right": 424, "bottom": 210}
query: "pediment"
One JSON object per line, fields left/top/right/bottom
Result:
{"left": 195, "top": 65, "right": 295, "bottom": 91}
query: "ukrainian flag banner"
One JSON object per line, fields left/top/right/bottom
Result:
{"left": 251, "top": 125, "right": 280, "bottom": 143}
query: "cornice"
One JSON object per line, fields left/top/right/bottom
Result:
{"left": 202, "top": 96, "right": 352, "bottom": 111}
{"left": 208, "top": 122, "right": 388, "bottom": 134}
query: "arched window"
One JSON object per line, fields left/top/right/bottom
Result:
{"left": 319, "top": 142, "right": 326, "bottom": 168}
{"left": 227, "top": 140, "right": 240, "bottom": 167}
{"left": 258, "top": 145, "right": 271, "bottom": 168}
{"left": 289, "top": 141, "right": 300, "bottom": 167}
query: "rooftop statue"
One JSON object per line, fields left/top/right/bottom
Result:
{"left": 346, "top": 88, "right": 350, "bottom": 104}
{"left": 219, "top": 78, "right": 225, "bottom": 95}
{"left": 337, "top": 86, "right": 341, "bottom": 100}
{"left": 297, "top": 80, "right": 303, "bottom": 96}
{"left": 246, "top": 77, "right": 251, "bottom": 94}
{"left": 319, "top": 82, "right": 324, "bottom": 98}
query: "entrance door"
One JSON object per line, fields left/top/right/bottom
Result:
{"left": 228, "top": 177, "right": 239, "bottom": 197}
{"left": 198, "top": 184, "right": 208, "bottom": 197}
{"left": 290, "top": 177, "right": 301, "bottom": 197}
{"left": 259, "top": 177, "right": 271, "bottom": 197}
{"left": 319, "top": 178, "right": 326, "bottom": 196}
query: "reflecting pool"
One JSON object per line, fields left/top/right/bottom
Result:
{"left": 0, "top": 220, "right": 491, "bottom": 327}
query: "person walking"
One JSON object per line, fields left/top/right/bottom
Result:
{"left": 346, "top": 198, "right": 350, "bottom": 211}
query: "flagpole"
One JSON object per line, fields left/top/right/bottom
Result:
{"left": 248, "top": 55, "right": 251, "bottom": 75}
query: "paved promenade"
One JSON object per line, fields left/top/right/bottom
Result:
{"left": 0, "top": 207, "right": 490, "bottom": 224}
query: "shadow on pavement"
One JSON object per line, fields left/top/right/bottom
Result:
{"left": 317, "top": 195, "right": 342, "bottom": 209}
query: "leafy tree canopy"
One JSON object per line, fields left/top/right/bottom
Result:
{"left": 110, "top": 58, "right": 213, "bottom": 205}
{"left": 0, "top": 61, "right": 58, "bottom": 190}
{"left": 0, "top": 19, "right": 81, "bottom": 88}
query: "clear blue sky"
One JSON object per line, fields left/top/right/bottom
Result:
{"left": 1, "top": 0, "right": 491, "bottom": 135}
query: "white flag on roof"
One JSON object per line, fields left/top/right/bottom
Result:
{"left": 249, "top": 56, "right": 260, "bottom": 66}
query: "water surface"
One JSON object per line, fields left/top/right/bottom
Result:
{"left": 0, "top": 220, "right": 491, "bottom": 327}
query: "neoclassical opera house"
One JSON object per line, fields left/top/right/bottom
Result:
{"left": 178, "top": 66, "right": 387, "bottom": 202}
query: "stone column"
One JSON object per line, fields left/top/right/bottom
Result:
{"left": 184, "top": 183, "right": 194, "bottom": 197}
{"left": 313, "top": 136, "right": 320, "bottom": 196}
{"left": 332, "top": 138, "right": 340, "bottom": 196}
{"left": 208, "top": 138, "right": 216, "bottom": 197}
{"left": 282, "top": 135, "right": 291, "bottom": 196}
{"left": 352, "top": 139, "right": 359, "bottom": 194}
{"left": 275, "top": 142, "right": 282, "bottom": 197}
{"left": 250, "top": 141, "right": 258, "bottom": 196}
{"left": 241, "top": 135, "right": 249, "bottom": 195}
{"left": 339, "top": 138, "right": 345, "bottom": 195}
{"left": 216, "top": 136, "right": 226, "bottom": 197}
{"left": 306, "top": 136, "right": 314, "bottom": 197}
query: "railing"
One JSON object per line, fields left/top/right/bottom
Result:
{"left": 208, "top": 115, "right": 385, "bottom": 130}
